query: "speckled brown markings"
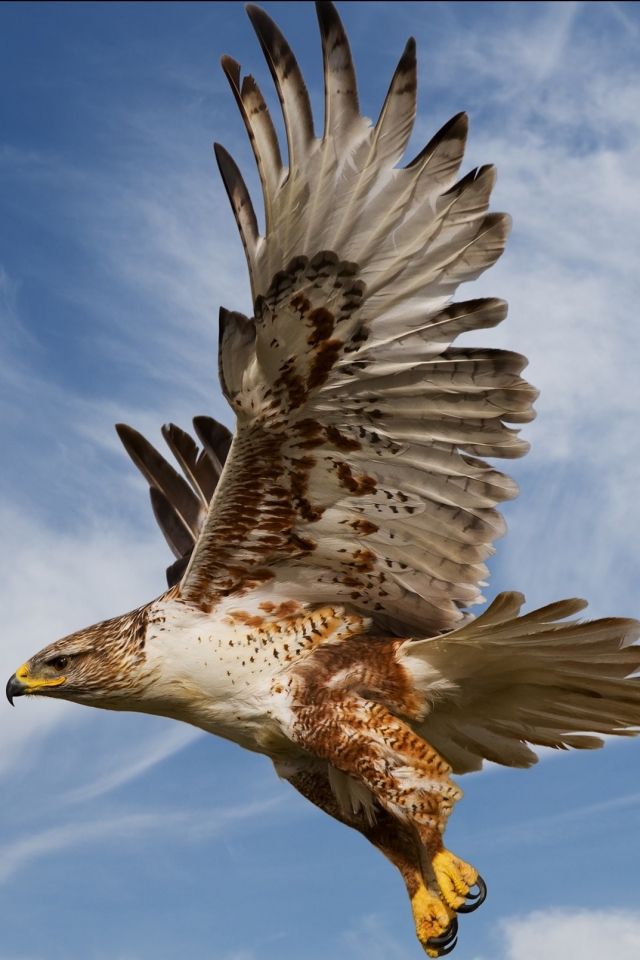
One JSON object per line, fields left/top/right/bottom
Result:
{"left": 348, "top": 518, "right": 379, "bottom": 535}
{"left": 288, "top": 636, "right": 461, "bottom": 859}
{"left": 217, "top": 606, "right": 368, "bottom": 682}
{"left": 184, "top": 247, "right": 376, "bottom": 611}
{"left": 307, "top": 337, "right": 344, "bottom": 391}
{"left": 335, "top": 461, "right": 377, "bottom": 495}
{"left": 325, "top": 424, "right": 362, "bottom": 452}
{"left": 347, "top": 548, "right": 377, "bottom": 573}
{"left": 270, "top": 294, "right": 344, "bottom": 406}
{"left": 224, "top": 610, "right": 267, "bottom": 628}
{"left": 288, "top": 447, "right": 324, "bottom": 523}
{"left": 253, "top": 253, "right": 364, "bottom": 417}
{"left": 258, "top": 600, "right": 302, "bottom": 617}
{"left": 181, "top": 423, "right": 295, "bottom": 610}
{"left": 273, "top": 357, "right": 307, "bottom": 411}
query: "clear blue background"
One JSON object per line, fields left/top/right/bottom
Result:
{"left": 2, "top": 3, "right": 640, "bottom": 959}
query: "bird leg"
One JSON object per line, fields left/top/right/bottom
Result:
{"left": 283, "top": 635, "right": 486, "bottom": 950}
{"left": 276, "top": 759, "right": 458, "bottom": 958}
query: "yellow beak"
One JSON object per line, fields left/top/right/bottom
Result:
{"left": 6, "top": 663, "right": 65, "bottom": 705}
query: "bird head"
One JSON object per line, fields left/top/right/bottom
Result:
{"left": 6, "top": 606, "right": 149, "bottom": 709}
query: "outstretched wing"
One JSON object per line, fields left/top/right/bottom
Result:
{"left": 178, "top": 1, "right": 537, "bottom": 634}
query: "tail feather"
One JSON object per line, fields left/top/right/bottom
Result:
{"left": 401, "top": 592, "right": 640, "bottom": 773}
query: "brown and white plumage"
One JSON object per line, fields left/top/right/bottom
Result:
{"left": 180, "top": 0, "right": 534, "bottom": 633}
{"left": 7, "top": 3, "right": 640, "bottom": 957}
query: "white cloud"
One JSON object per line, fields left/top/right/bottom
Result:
{"left": 480, "top": 908, "right": 640, "bottom": 960}
{"left": 60, "top": 97, "right": 253, "bottom": 415}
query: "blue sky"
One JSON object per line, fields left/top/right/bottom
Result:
{"left": 2, "top": 2, "right": 640, "bottom": 958}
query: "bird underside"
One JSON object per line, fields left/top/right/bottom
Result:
{"left": 137, "top": 589, "right": 638, "bottom": 955}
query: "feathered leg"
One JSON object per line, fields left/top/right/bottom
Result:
{"left": 282, "top": 636, "right": 486, "bottom": 954}
{"left": 275, "top": 758, "right": 458, "bottom": 957}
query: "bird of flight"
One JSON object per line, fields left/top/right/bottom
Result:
{"left": 7, "top": 3, "right": 640, "bottom": 956}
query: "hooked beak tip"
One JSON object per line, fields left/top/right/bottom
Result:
{"left": 6, "top": 674, "right": 24, "bottom": 706}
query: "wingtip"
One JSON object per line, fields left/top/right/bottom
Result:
{"left": 400, "top": 36, "right": 417, "bottom": 65}
{"left": 213, "top": 142, "right": 232, "bottom": 183}
{"left": 115, "top": 422, "right": 141, "bottom": 446}
{"left": 314, "top": 0, "right": 341, "bottom": 35}
{"left": 440, "top": 110, "right": 469, "bottom": 141}
{"left": 220, "top": 54, "right": 241, "bottom": 86}
{"left": 245, "top": 3, "right": 264, "bottom": 19}
{"left": 245, "top": 3, "right": 276, "bottom": 40}
{"left": 405, "top": 109, "right": 469, "bottom": 169}
{"left": 450, "top": 110, "right": 469, "bottom": 134}
{"left": 218, "top": 305, "right": 230, "bottom": 339}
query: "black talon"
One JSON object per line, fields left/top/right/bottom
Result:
{"left": 456, "top": 874, "right": 487, "bottom": 914}
{"left": 439, "top": 938, "right": 458, "bottom": 956}
{"left": 426, "top": 916, "right": 458, "bottom": 950}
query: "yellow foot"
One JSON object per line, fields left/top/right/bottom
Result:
{"left": 411, "top": 885, "right": 458, "bottom": 958}
{"left": 432, "top": 849, "right": 480, "bottom": 911}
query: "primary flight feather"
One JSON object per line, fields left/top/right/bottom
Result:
{"left": 7, "top": 3, "right": 640, "bottom": 956}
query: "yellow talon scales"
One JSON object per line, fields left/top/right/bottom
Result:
{"left": 411, "top": 885, "right": 457, "bottom": 958}
{"left": 432, "top": 849, "right": 479, "bottom": 910}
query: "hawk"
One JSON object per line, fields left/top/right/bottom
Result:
{"left": 7, "top": 3, "right": 640, "bottom": 956}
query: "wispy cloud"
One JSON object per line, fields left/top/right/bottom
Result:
{"left": 0, "top": 812, "right": 177, "bottom": 884}
{"left": 469, "top": 782, "right": 640, "bottom": 851}
{"left": 62, "top": 724, "right": 202, "bottom": 803}
{"left": 0, "top": 794, "right": 287, "bottom": 883}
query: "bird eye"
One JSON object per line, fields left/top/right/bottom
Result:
{"left": 48, "top": 656, "right": 69, "bottom": 672}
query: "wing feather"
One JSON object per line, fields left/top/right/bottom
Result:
{"left": 149, "top": 486, "right": 195, "bottom": 560}
{"left": 220, "top": 56, "right": 284, "bottom": 235}
{"left": 116, "top": 419, "right": 229, "bottom": 587}
{"left": 115, "top": 423, "right": 203, "bottom": 538}
{"left": 245, "top": 4, "right": 315, "bottom": 170}
{"left": 161, "top": 423, "right": 219, "bottom": 504}
{"left": 214, "top": 145, "right": 260, "bottom": 291}
{"left": 155, "top": 2, "right": 535, "bottom": 633}
{"left": 317, "top": 0, "right": 360, "bottom": 142}
{"left": 192, "top": 416, "right": 233, "bottom": 473}
{"left": 371, "top": 38, "right": 417, "bottom": 169}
